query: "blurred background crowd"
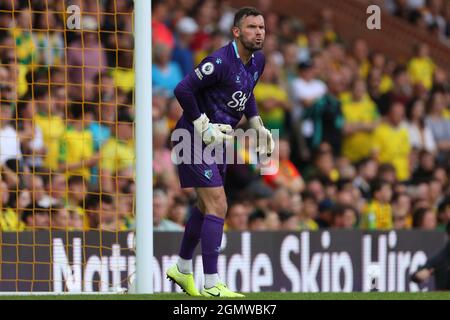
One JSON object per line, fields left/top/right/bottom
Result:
{"left": 0, "top": 0, "right": 135, "bottom": 232}
{"left": 0, "top": 0, "right": 449, "bottom": 233}
{"left": 383, "top": 0, "right": 450, "bottom": 45}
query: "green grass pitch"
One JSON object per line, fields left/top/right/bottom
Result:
{"left": 0, "top": 292, "right": 449, "bottom": 300}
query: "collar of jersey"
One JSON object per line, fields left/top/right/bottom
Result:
{"left": 232, "top": 40, "right": 254, "bottom": 62}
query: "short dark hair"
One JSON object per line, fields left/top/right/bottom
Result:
{"left": 332, "top": 204, "right": 356, "bottom": 218}
{"left": 278, "top": 210, "right": 294, "bottom": 223}
{"left": 393, "top": 65, "right": 407, "bottom": 78}
{"left": 68, "top": 175, "right": 85, "bottom": 186}
{"left": 233, "top": 7, "right": 262, "bottom": 28}
{"left": 412, "top": 207, "right": 432, "bottom": 228}
{"left": 301, "top": 191, "right": 317, "bottom": 203}
{"left": 228, "top": 201, "right": 246, "bottom": 210}
{"left": 248, "top": 209, "right": 266, "bottom": 224}
{"left": 117, "top": 111, "right": 134, "bottom": 124}
{"left": 21, "top": 203, "right": 49, "bottom": 223}
{"left": 370, "top": 179, "right": 390, "bottom": 197}
{"left": 392, "top": 192, "right": 409, "bottom": 203}
{"left": 336, "top": 179, "right": 352, "bottom": 192}
{"left": 93, "top": 71, "right": 111, "bottom": 86}
{"left": 438, "top": 197, "right": 450, "bottom": 214}
{"left": 83, "top": 103, "right": 98, "bottom": 117}
{"left": 298, "top": 60, "right": 314, "bottom": 71}
{"left": 85, "top": 193, "right": 113, "bottom": 210}
{"left": 378, "top": 163, "right": 396, "bottom": 175}
{"left": 356, "top": 157, "right": 375, "bottom": 171}
{"left": 33, "top": 83, "right": 49, "bottom": 99}
{"left": 70, "top": 102, "right": 83, "bottom": 120}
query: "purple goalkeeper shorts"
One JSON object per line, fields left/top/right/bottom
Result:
{"left": 172, "top": 116, "right": 227, "bottom": 189}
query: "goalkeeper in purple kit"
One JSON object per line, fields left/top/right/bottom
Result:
{"left": 166, "top": 7, "right": 274, "bottom": 297}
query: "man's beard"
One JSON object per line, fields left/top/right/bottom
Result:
{"left": 239, "top": 35, "right": 264, "bottom": 52}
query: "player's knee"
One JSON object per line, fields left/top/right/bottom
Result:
{"left": 204, "top": 194, "right": 227, "bottom": 218}
{"left": 212, "top": 203, "right": 227, "bottom": 218}
{"left": 218, "top": 201, "right": 228, "bottom": 217}
{"left": 207, "top": 203, "right": 227, "bottom": 217}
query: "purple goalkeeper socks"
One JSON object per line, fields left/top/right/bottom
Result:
{"left": 179, "top": 207, "right": 205, "bottom": 260}
{"left": 201, "top": 214, "right": 224, "bottom": 274}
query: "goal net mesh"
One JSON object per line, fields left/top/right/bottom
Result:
{"left": 0, "top": 0, "right": 136, "bottom": 293}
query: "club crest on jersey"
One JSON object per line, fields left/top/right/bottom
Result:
{"left": 216, "top": 58, "right": 222, "bottom": 65}
{"left": 204, "top": 169, "right": 213, "bottom": 180}
{"left": 201, "top": 62, "right": 214, "bottom": 75}
{"left": 235, "top": 75, "right": 241, "bottom": 84}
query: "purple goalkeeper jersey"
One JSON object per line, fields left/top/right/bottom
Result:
{"left": 174, "top": 40, "right": 265, "bottom": 128}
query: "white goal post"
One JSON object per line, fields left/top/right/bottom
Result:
{"left": 134, "top": 0, "right": 154, "bottom": 294}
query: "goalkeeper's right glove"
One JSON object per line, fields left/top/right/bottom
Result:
{"left": 193, "top": 113, "right": 233, "bottom": 145}
{"left": 249, "top": 116, "right": 275, "bottom": 157}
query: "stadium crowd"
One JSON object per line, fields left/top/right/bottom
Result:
{"left": 382, "top": 0, "right": 450, "bottom": 46}
{"left": 0, "top": 0, "right": 449, "bottom": 233}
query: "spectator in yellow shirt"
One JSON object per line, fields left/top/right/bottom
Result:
{"left": 342, "top": 79, "right": 379, "bottom": 162}
{"left": 65, "top": 175, "right": 87, "bottom": 227}
{"left": 59, "top": 103, "right": 99, "bottom": 182}
{"left": 361, "top": 179, "right": 393, "bottom": 230}
{"left": 298, "top": 191, "right": 319, "bottom": 231}
{"left": 392, "top": 192, "right": 413, "bottom": 230}
{"left": 372, "top": 102, "right": 411, "bottom": 181}
{"left": 253, "top": 58, "right": 291, "bottom": 136}
{"left": 68, "top": 206, "right": 84, "bottom": 231}
{"left": 33, "top": 85, "right": 65, "bottom": 170}
{"left": 21, "top": 204, "right": 50, "bottom": 231}
{"left": 0, "top": 54, "right": 27, "bottom": 101}
{"left": 111, "top": 33, "right": 135, "bottom": 94}
{"left": 32, "top": 10, "right": 64, "bottom": 66}
{"left": 0, "top": 180, "right": 24, "bottom": 231}
{"left": 10, "top": 8, "right": 37, "bottom": 66}
{"left": 84, "top": 193, "right": 122, "bottom": 231}
{"left": 407, "top": 43, "right": 435, "bottom": 90}
{"left": 306, "top": 149, "right": 340, "bottom": 182}
{"left": 369, "top": 52, "right": 393, "bottom": 94}
{"left": 352, "top": 38, "right": 370, "bottom": 79}
{"left": 49, "top": 205, "right": 70, "bottom": 231}
{"left": 99, "top": 112, "right": 135, "bottom": 193}
{"left": 67, "top": 176, "right": 87, "bottom": 208}
{"left": 41, "top": 171, "right": 67, "bottom": 207}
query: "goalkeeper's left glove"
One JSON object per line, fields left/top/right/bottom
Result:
{"left": 193, "top": 113, "right": 234, "bottom": 145}
{"left": 249, "top": 116, "right": 275, "bottom": 157}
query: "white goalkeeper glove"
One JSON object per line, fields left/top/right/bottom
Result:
{"left": 193, "top": 113, "right": 233, "bottom": 145}
{"left": 249, "top": 116, "right": 275, "bottom": 157}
